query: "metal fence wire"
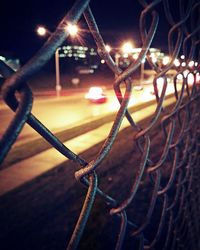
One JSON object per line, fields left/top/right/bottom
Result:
{"left": 0, "top": 0, "right": 200, "bottom": 249}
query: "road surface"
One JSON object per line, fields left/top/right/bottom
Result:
{"left": 0, "top": 83, "right": 178, "bottom": 146}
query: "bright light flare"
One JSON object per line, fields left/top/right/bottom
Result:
{"left": 151, "top": 57, "right": 157, "bottom": 63}
{"left": 123, "top": 53, "right": 129, "bottom": 58}
{"left": 66, "top": 23, "right": 78, "bottom": 37}
{"left": 181, "top": 62, "right": 186, "bottom": 67}
{"left": 150, "top": 53, "right": 157, "bottom": 63}
{"left": 163, "top": 56, "right": 170, "bottom": 65}
{"left": 188, "top": 73, "right": 194, "bottom": 85}
{"left": 132, "top": 53, "right": 138, "bottom": 60}
{"left": 183, "top": 69, "right": 189, "bottom": 77}
{"left": 177, "top": 74, "right": 183, "bottom": 80}
{"left": 85, "top": 87, "right": 104, "bottom": 100}
{"left": 174, "top": 58, "right": 180, "bottom": 67}
{"left": 37, "top": 26, "right": 47, "bottom": 36}
{"left": 156, "top": 77, "right": 165, "bottom": 85}
{"left": 196, "top": 72, "right": 200, "bottom": 84}
{"left": 188, "top": 60, "right": 194, "bottom": 67}
{"left": 121, "top": 41, "right": 134, "bottom": 54}
{"left": 105, "top": 45, "right": 111, "bottom": 53}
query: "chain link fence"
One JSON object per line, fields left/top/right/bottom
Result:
{"left": 0, "top": 0, "right": 200, "bottom": 249}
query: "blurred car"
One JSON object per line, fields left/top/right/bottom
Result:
{"left": 85, "top": 87, "right": 107, "bottom": 104}
{"left": 76, "top": 66, "right": 94, "bottom": 74}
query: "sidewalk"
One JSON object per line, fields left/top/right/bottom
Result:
{"left": 0, "top": 94, "right": 176, "bottom": 196}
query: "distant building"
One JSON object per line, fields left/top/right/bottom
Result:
{"left": 58, "top": 45, "right": 100, "bottom": 74}
{"left": 0, "top": 54, "right": 20, "bottom": 85}
{"left": 0, "top": 54, "right": 20, "bottom": 72}
{"left": 56, "top": 45, "right": 171, "bottom": 78}
{"left": 116, "top": 47, "right": 163, "bottom": 68}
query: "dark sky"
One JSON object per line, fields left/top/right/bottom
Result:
{"left": 0, "top": 0, "right": 173, "bottom": 63}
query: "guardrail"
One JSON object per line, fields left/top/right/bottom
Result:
{"left": 0, "top": 0, "right": 200, "bottom": 249}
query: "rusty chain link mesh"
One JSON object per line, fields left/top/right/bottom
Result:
{"left": 0, "top": 0, "right": 200, "bottom": 249}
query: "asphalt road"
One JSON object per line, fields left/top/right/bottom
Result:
{"left": 0, "top": 85, "right": 155, "bottom": 146}
{"left": 0, "top": 81, "right": 181, "bottom": 149}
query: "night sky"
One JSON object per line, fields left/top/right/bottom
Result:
{"left": 0, "top": 0, "right": 176, "bottom": 64}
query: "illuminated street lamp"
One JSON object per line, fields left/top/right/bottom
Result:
{"left": 162, "top": 56, "right": 170, "bottom": 65}
{"left": 121, "top": 41, "right": 143, "bottom": 89}
{"left": 37, "top": 26, "right": 48, "bottom": 36}
{"left": 36, "top": 23, "right": 79, "bottom": 97}
{"left": 174, "top": 58, "right": 180, "bottom": 67}
{"left": 181, "top": 62, "right": 186, "bottom": 67}
{"left": 65, "top": 23, "right": 79, "bottom": 37}
{"left": 105, "top": 44, "right": 111, "bottom": 53}
{"left": 188, "top": 60, "right": 194, "bottom": 68}
{"left": 121, "top": 41, "right": 134, "bottom": 54}
{"left": 105, "top": 42, "right": 144, "bottom": 89}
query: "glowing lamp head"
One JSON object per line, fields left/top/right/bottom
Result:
{"left": 121, "top": 42, "right": 134, "bottom": 54}
{"left": 37, "top": 26, "right": 47, "bottom": 36}
{"left": 105, "top": 45, "right": 111, "bottom": 53}
{"left": 66, "top": 23, "right": 78, "bottom": 37}
{"left": 174, "top": 58, "right": 180, "bottom": 67}
{"left": 163, "top": 56, "right": 170, "bottom": 65}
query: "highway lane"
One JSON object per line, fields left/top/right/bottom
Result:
{"left": 0, "top": 83, "right": 178, "bottom": 146}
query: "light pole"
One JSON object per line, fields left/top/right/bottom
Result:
{"left": 121, "top": 42, "right": 145, "bottom": 89}
{"left": 55, "top": 48, "right": 61, "bottom": 97}
{"left": 105, "top": 42, "right": 144, "bottom": 90}
{"left": 115, "top": 53, "right": 120, "bottom": 67}
{"left": 36, "top": 23, "right": 79, "bottom": 97}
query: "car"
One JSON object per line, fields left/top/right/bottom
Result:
{"left": 85, "top": 86, "right": 107, "bottom": 104}
{"left": 76, "top": 66, "right": 94, "bottom": 74}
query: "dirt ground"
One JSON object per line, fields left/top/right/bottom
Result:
{"left": 0, "top": 116, "right": 195, "bottom": 250}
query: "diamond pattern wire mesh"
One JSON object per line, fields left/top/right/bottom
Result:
{"left": 0, "top": 0, "right": 200, "bottom": 249}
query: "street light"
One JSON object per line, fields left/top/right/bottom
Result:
{"left": 174, "top": 58, "right": 180, "bottom": 67}
{"left": 36, "top": 23, "right": 79, "bottom": 97}
{"left": 121, "top": 41, "right": 144, "bottom": 89}
{"left": 65, "top": 23, "right": 79, "bottom": 37}
{"left": 121, "top": 41, "right": 134, "bottom": 54}
{"left": 162, "top": 56, "right": 170, "bottom": 65}
{"left": 37, "top": 26, "right": 48, "bottom": 36}
{"left": 105, "top": 44, "right": 111, "bottom": 53}
{"left": 104, "top": 42, "right": 144, "bottom": 89}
